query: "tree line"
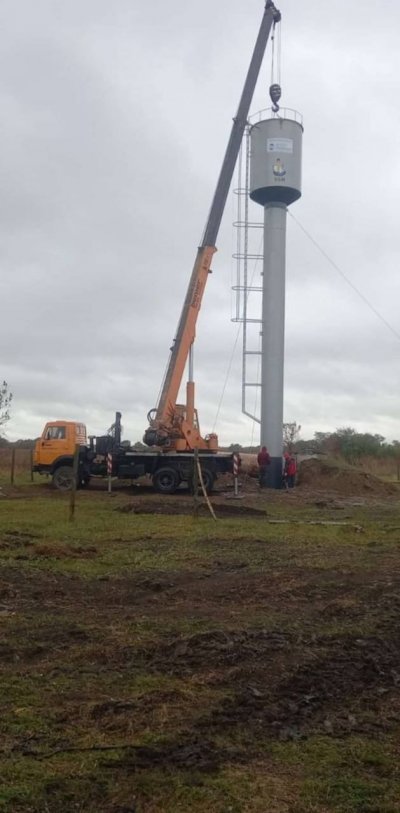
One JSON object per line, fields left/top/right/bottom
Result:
{"left": 2, "top": 385, "right": 400, "bottom": 463}
{"left": 224, "top": 425, "right": 400, "bottom": 463}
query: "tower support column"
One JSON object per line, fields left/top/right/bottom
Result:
{"left": 261, "top": 202, "right": 287, "bottom": 488}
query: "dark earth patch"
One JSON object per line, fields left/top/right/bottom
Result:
{"left": 118, "top": 500, "right": 267, "bottom": 517}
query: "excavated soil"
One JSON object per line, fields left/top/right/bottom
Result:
{"left": 298, "top": 458, "right": 398, "bottom": 496}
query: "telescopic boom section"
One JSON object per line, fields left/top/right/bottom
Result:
{"left": 144, "top": 1, "right": 281, "bottom": 452}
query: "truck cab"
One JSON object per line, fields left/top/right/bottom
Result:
{"left": 33, "top": 421, "right": 89, "bottom": 489}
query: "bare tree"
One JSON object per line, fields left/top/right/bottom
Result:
{"left": 283, "top": 422, "right": 301, "bottom": 452}
{"left": 0, "top": 381, "right": 12, "bottom": 434}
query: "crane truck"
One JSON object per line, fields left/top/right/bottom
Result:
{"left": 32, "top": 1, "right": 281, "bottom": 494}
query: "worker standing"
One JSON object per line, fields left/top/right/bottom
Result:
{"left": 257, "top": 446, "right": 271, "bottom": 489}
{"left": 283, "top": 452, "right": 297, "bottom": 489}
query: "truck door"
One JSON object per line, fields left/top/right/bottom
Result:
{"left": 39, "top": 423, "right": 70, "bottom": 466}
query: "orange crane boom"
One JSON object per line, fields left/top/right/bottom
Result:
{"left": 144, "top": 1, "right": 281, "bottom": 452}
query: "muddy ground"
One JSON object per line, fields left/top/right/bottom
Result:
{"left": 1, "top": 474, "right": 400, "bottom": 811}
{"left": 3, "top": 550, "right": 400, "bottom": 749}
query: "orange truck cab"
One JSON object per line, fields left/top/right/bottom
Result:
{"left": 33, "top": 421, "right": 90, "bottom": 489}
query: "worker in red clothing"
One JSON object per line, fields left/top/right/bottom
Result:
{"left": 283, "top": 452, "right": 297, "bottom": 489}
{"left": 257, "top": 445, "right": 271, "bottom": 488}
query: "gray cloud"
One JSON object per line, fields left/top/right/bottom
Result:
{"left": 2, "top": 0, "right": 400, "bottom": 447}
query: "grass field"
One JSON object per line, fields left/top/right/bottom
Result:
{"left": 1, "top": 478, "right": 400, "bottom": 812}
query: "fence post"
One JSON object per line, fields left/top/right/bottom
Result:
{"left": 10, "top": 448, "right": 16, "bottom": 485}
{"left": 30, "top": 449, "right": 34, "bottom": 482}
{"left": 69, "top": 444, "right": 80, "bottom": 522}
{"left": 192, "top": 448, "right": 199, "bottom": 517}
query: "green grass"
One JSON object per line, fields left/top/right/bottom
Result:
{"left": 2, "top": 485, "right": 400, "bottom": 811}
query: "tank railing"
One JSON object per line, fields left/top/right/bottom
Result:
{"left": 249, "top": 106, "right": 303, "bottom": 126}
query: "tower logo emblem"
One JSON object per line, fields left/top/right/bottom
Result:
{"left": 273, "top": 158, "right": 286, "bottom": 178}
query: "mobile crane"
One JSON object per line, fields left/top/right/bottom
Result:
{"left": 33, "top": 2, "right": 281, "bottom": 494}
{"left": 144, "top": 1, "right": 281, "bottom": 452}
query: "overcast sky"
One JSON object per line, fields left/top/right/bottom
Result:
{"left": 1, "top": 0, "right": 400, "bottom": 446}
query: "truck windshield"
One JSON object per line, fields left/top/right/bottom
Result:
{"left": 45, "top": 426, "right": 66, "bottom": 440}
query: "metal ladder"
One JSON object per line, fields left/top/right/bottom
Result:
{"left": 232, "top": 125, "right": 263, "bottom": 424}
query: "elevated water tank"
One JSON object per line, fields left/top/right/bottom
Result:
{"left": 250, "top": 115, "right": 303, "bottom": 206}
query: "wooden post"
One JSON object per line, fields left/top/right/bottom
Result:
{"left": 397, "top": 458, "right": 400, "bottom": 483}
{"left": 10, "top": 448, "right": 16, "bottom": 485}
{"left": 30, "top": 449, "right": 34, "bottom": 482}
{"left": 69, "top": 444, "right": 80, "bottom": 522}
{"left": 193, "top": 448, "right": 199, "bottom": 517}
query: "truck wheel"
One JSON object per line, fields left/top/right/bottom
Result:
{"left": 199, "top": 468, "right": 215, "bottom": 494}
{"left": 153, "top": 467, "right": 179, "bottom": 494}
{"left": 52, "top": 466, "right": 75, "bottom": 491}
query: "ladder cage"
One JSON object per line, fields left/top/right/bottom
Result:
{"left": 232, "top": 124, "right": 263, "bottom": 424}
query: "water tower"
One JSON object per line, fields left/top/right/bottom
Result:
{"left": 249, "top": 111, "right": 303, "bottom": 488}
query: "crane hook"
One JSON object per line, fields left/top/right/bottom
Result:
{"left": 269, "top": 83, "right": 281, "bottom": 113}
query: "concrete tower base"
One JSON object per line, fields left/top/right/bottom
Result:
{"left": 266, "top": 457, "right": 285, "bottom": 490}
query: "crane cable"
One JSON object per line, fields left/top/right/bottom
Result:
{"left": 288, "top": 211, "right": 400, "bottom": 344}
{"left": 270, "top": 19, "right": 276, "bottom": 83}
{"left": 215, "top": 212, "right": 400, "bottom": 437}
{"left": 214, "top": 208, "right": 400, "bottom": 441}
{"left": 270, "top": 16, "right": 281, "bottom": 86}
{"left": 269, "top": 17, "right": 282, "bottom": 112}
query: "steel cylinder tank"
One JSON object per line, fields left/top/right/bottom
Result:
{"left": 250, "top": 116, "right": 303, "bottom": 206}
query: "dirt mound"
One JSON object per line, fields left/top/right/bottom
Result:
{"left": 298, "top": 457, "right": 397, "bottom": 496}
